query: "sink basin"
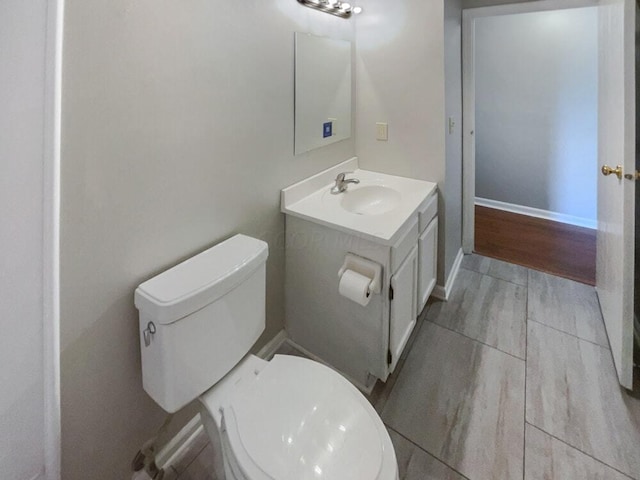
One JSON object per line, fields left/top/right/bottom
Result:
{"left": 281, "top": 160, "right": 437, "bottom": 244}
{"left": 340, "top": 186, "right": 401, "bottom": 215}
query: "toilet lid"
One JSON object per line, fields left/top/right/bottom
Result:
{"left": 222, "top": 355, "right": 385, "bottom": 480}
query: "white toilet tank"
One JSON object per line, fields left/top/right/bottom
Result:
{"left": 134, "top": 234, "right": 268, "bottom": 413}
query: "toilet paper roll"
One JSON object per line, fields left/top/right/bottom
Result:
{"left": 339, "top": 269, "right": 372, "bottom": 307}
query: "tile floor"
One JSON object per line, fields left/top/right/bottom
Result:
{"left": 170, "top": 254, "right": 640, "bottom": 480}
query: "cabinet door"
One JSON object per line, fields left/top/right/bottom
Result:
{"left": 418, "top": 217, "right": 438, "bottom": 313}
{"left": 389, "top": 246, "right": 418, "bottom": 373}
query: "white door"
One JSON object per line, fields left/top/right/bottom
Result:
{"left": 596, "top": 0, "right": 635, "bottom": 389}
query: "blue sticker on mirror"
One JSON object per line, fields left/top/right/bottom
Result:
{"left": 323, "top": 122, "right": 333, "bottom": 138}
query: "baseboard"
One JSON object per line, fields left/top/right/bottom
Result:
{"left": 283, "top": 339, "right": 377, "bottom": 395}
{"left": 475, "top": 197, "right": 597, "bottom": 230}
{"left": 432, "top": 248, "right": 464, "bottom": 301}
{"left": 155, "top": 414, "right": 204, "bottom": 471}
{"left": 256, "top": 329, "right": 289, "bottom": 360}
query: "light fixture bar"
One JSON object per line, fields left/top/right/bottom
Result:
{"left": 296, "top": 0, "right": 352, "bottom": 18}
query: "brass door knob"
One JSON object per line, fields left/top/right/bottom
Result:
{"left": 601, "top": 164, "right": 623, "bottom": 179}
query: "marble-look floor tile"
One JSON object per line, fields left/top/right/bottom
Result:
{"left": 176, "top": 442, "right": 217, "bottom": 480}
{"left": 427, "top": 268, "right": 527, "bottom": 358}
{"left": 461, "top": 254, "right": 528, "bottom": 286}
{"left": 528, "top": 269, "right": 609, "bottom": 347}
{"left": 389, "top": 428, "right": 468, "bottom": 480}
{"left": 526, "top": 321, "right": 640, "bottom": 479}
{"left": 382, "top": 322, "right": 525, "bottom": 480}
{"left": 525, "top": 424, "right": 632, "bottom": 480}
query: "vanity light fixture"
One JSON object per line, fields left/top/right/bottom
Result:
{"left": 296, "top": 0, "right": 356, "bottom": 18}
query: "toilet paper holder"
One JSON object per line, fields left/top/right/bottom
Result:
{"left": 338, "top": 253, "right": 383, "bottom": 295}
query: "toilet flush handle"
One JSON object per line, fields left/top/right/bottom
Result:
{"left": 143, "top": 322, "right": 156, "bottom": 347}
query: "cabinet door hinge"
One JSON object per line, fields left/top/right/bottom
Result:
{"left": 387, "top": 349, "right": 392, "bottom": 365}
{"left": 389, "top": 285, "right": 394, "bottom": 301}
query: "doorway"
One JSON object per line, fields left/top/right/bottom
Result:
{"left": 463, "top": 4, "right": 599, "bottom": 285}
{"left": 462, "top": 0, "right": 636, "bottom": 389}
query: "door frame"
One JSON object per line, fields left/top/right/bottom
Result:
{"left": 461, "top": 0, "right": 600, "bottom": 253}
{"left": 43, "top": 0, "right": 63, "bottom": 478}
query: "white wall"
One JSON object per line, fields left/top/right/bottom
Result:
{"left": 474, "top": 8, "right": 598, "bottom": 222}
{"left": 60, "top": 0, "right": 451, "bottom": 475}
{"left": 60, "top": 1, "right": 355, "bottom": 479}
{"left": 355, "top": 0, "right": 445, "bottom": 181}
{"left": 0, "top": 1, "right": 47, "bottom": 478}
{"left": 355, "top": 0, "right": 448, "bottom": 283}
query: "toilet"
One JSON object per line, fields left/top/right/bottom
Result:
{"left": 135, "top": 234, "right": 398, "bottom": 480}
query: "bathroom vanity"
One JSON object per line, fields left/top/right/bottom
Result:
{"left": 281, "top": 158, "right": 438, "bottom": 390}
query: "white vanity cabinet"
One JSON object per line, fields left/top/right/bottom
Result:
{"left": 281, "top": 158, "right": 438, "bottom": 391}
{"left": 284, "top": 215, "right": 428, "bottom": 390}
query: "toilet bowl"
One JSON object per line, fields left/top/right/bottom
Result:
{"left": 199, "top": 354, "right": 398, "bottom": 480}
{"left": 135, "top": 234, "right": 398, "bottom": 479}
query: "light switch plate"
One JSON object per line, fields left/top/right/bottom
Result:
{"left": 376, "top": 122, "right": 388, "bottom": 141}
{"left": 328, "top": 117, "right": 337, "bottom": 135}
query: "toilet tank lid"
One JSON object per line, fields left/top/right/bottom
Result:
{"left": 134, "top": 234, "right": 268, "bottom": 325}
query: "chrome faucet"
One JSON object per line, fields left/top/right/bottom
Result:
{"left": 331, "top": 172, "right": 360, "bottom": 194}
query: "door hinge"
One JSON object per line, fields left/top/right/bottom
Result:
{"left": 387, "top": 349, "right": 392, "bottom": 365}
{"left": 389, "top": 285, "right": 394, "bottom": 301}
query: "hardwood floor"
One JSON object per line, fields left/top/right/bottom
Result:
{"left": 474, "top": 205, "right": 596, "bottom": 285}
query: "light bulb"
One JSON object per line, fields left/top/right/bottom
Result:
{"left": 353, "top": 6, "right": 362, "bottom": 13}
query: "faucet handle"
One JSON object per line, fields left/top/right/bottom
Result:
{"left": 331, "top": 171, "right": 358, "bottom": 194}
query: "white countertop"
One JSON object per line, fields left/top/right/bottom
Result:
{"left": 281, "top": 158, "right": 437, "bottom": 246}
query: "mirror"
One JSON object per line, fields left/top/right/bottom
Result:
{"left": 295, "top": 32, "right": 352, "bottom": 155}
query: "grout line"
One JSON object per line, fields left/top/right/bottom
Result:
{"left": 471, "top": 242, "right": 595, "bottom": 287}
{"left": 385, "top": 425, "right": 471, "bottom": 480}
{"left": 460, "top": 264, "right": 528, "bottom": 288}
{"left": 525, "top": 423, "right": 637, "bottom": 480}
{"left": 527, "top": 318, "right": 611, "bottom": 350}
{"left": 593, "top": 288, "right": 624, "bottom": 383}
{"left": 426, "top": 319, "right": 526, "bottom": 362}
{"left": 522, "top": 273, "right": 529, "bottom": 480}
